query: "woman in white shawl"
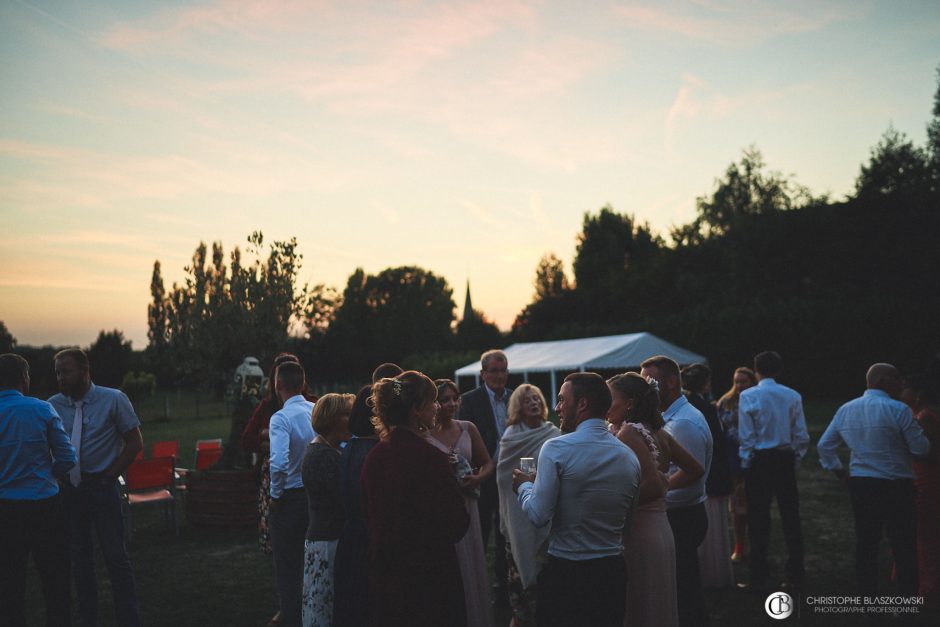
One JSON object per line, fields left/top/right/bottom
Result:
{"left": 496, "top": 384, "right": 561, "bottom": 627}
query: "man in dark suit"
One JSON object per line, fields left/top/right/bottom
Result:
{"left": 458, "top": 349, "right": 512, "bottom": 606}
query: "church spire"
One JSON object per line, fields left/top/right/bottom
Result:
{"left": 462, "top": 280, "right": 473, "bottom": 323}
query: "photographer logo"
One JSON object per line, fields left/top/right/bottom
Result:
{"left": 765, "top": 591, "right": 794, "bottom": 619}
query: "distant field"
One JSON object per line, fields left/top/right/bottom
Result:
{"left": 25, "top": 396, "right": 915, "bottom": 626}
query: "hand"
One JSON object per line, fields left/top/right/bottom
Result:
{"left": 459, "top": 473, "right": 482, "bottom": 492}
{"left": 512, "top": 469, "right": 536, "bottom": 494}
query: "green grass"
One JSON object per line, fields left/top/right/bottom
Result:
{"left": 23, "top": 397, "right": 922, "bottom": 625}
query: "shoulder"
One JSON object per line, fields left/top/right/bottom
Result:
{"left": 47, "top": 392, "right": 67, "bottom": 407}
{"left": 461, "top": 387, "right": 485, "bottom": 401}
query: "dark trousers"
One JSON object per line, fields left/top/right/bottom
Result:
{"left": 536, "top": 554, "right": 625, "bottom": 627}
{"left": 64, "top": 477, "right": 140, "bottom": 627}
{"left": 479, "top": 478, "right": 507, "bottom": 593}
{"left": 745, "top": 449, "right": 804, "bottom": 584}
{"left": 0, "top": 495, "right": 71, "bottom": 627}
{"left": 271, "top": 488, "right": 309, "bottom": 627}
{"left": 667, "top": 502, "right": 709, "bottom": 627}
{"left": 848, "top": 477, "right": 918, "bottom": 598}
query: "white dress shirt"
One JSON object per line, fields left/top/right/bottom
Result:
{"left": 663, "top": 394, "right": 712, "bottom": 509}
{"left": 269, "top": 395, "right": 316, "bottom": 499}
{"left": 738, "top": 378, "right": 809, "bottom": 469}
{"left": 817, "top": 389, "right": 930, "bottom": 480}
{"left": 517, "top": 418, "right": 640, "bottom": 561}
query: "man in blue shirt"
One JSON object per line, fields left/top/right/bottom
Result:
{"left": 268, "top": 360, "right": 316, "bottom": 627}
{"left": 641, "top": 355, "right": 713, "bottom": 627}
{"left": 0, "top": 353, "right": 76, "bottom": 626}
{"left": 817, "top": 363, "right": 930, "bottom": 599}
{"left": 513, "top": 372, "right": 639, "bottom": 627}
{"left": 737, "top": 350, "right": 809, "bottom": 591}
{"left": 49, "top": 348, "right": 143, "bottom": 627}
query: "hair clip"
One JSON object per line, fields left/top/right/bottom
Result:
{"left": 392, "top": 380, "right": 402, "bottom": 396}
{"left": 645, "top": 376, "right": 660, "bottom": 393}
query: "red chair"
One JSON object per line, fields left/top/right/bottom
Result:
{"left": 122, "top": 456, "right": 177, "bottom": 541}
{"left": 152, "top": 440, "right": 179, "bottom": 459}
{"left": 194, "top": 438, "right": 223, "bottom": 470}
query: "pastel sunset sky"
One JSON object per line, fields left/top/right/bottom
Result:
{"left": 2, "top": 0, "right": 938, "bottom": 348}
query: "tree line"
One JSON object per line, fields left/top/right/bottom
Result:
{"left": 8, "top": 67, "right": 940, "bottom": 400}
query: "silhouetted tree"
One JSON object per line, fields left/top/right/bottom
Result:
{"left": 534, "top": 253, "right": 570, "bottom": 300}
{"left": 88, "top": 330, "right": 132, "bottom": 388}
{"left": 683, "top": 147, "right": 815, "bottom": 243}
{"left": 855, "top": 125, "right": 932, "bottom": 204}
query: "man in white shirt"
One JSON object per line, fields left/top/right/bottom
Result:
{"left": 737, "top": 350, "right": 809, "bottom": 591}
{"left": 817, "top": 363, "right": 929, "bottom": 599}
{"left": 268, "top": 361, "right": 316, "bottom": 627}
{"left": 641, "top": 355, "right": 712, "bottom": 627}
{"left": 513, "top": 372, "right": 639, "bottom": 627}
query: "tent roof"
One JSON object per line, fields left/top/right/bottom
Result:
{"left": 454, "top": 332, "right": 706, "bottom": 377}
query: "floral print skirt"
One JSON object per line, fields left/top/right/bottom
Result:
{"left": 302, "top": 539, "right": 338, "bottom": 627}
{"left": 258, "top": 458, "right": 272, "bottom": 554}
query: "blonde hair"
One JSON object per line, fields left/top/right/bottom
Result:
{"left": 311, "top": 393, "right": 355, "bottom": 436}
{"left": 717, "top": 367, "right": 757, "bottom": 411}
{"left": 507, "top": 384, "right": 548, "bottom": 427}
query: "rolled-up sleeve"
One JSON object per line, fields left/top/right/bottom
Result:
{"left": 517, "top": 441, "right": 560, "bottom": 528}
{"left": 791, "top": 398, "right": 810, "bottom": 460}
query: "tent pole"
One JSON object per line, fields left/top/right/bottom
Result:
{"left": 550, "top": 370, "right": 557, "bottom": 398}
{"left": 523, "top": 371, "right": 529, "bottom": 383}
{"left": 475, "top": 373, "right": 480, "bottom": 388}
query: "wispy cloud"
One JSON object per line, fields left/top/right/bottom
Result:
{"left": 612, "top": 0, "right": 868, "bottom": 47}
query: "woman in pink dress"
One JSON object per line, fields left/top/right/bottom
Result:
{"left": 607, "top": 372, "right": 705, "bottom": 627}
{"left": 427, "top": 379, "right": 495, "bottom": 627}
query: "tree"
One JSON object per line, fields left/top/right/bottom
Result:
{"left": 685, "top": 146, "right": 814, "bottom": 243}
{"left": 855, "top": 126, "right": 932, "bottom": 204}
{"left": 533, "top": 253, "right": 569, "bottom": 300}
{"left": 927, "top": 64, "right": 940, "bottom": 190}
{"left": 149, "top": 232, "right": 307, "bottom": 389}
{"left": 0, "top": 321, "right": 15, "bottom": 353}
{"left": 572, "top": 206, "right": 660, "bottom": 321}
{"left": 88, "top": 330, "right": 133, "bottom": 388}
{"left": 326, "top": 266, "right": 456, "bottom": 378}
{"left": 455, "top": 309, "right": 502, "bottom": 353}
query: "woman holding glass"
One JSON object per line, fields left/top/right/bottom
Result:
{"left": 496, "top": 384, "right": 561, "bottom": 627}
{"left": 427, "top": 379, "right": 494, "bottom": 627}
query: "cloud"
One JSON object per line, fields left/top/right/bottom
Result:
{"left": 611, "top": 0, "right": 868, "bottom": 47}
{"left": 662, "top": 73, "right": 810, "bottom": 155}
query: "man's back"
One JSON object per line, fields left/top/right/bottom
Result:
{"left": 739, "top": 378, "right": 809, "bottom": 460}
{"left": 519, "top": 419, "right": 639, "bottom": 560}
{"left": 819, "top": 389, "right": 929, "bottom": 479}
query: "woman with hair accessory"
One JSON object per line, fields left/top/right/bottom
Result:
{"left": 301, "top": 393, "right": 353, "bottom": 627}
{"left": 427, "top": 379, "right": 494, "bottom": 627}
{"left": 607, "top": 372, "right": 705, "bottom": 627}
{"left": 497, "top": 383, "right": 561, "bottom": 627}
{"left": 716, "top": 367, "right": 757, "bottom": 563}
{"left": 360, "top": 371, "right": 470, "bottom": 627}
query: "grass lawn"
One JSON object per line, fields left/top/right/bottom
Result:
{"left": 23, "top": 396, "right": 922, "bottom": 625}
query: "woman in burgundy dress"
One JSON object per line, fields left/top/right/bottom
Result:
{"left": 361, "top": 371, "right": 470, "bottom": 627}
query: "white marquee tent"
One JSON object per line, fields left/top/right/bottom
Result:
{"left": 454, "top": 332, "right": 707, "bottom": 394}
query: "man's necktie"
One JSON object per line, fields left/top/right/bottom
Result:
{"left": 68, "top": 400, "right": 84, "bottom": 487}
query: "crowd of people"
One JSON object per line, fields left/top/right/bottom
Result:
{"left": 0, "top": 346, "right": 937, "bottom": 627}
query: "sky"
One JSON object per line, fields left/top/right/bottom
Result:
{"left": 2, "top": 0, "right": 939, "bottom": 349}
